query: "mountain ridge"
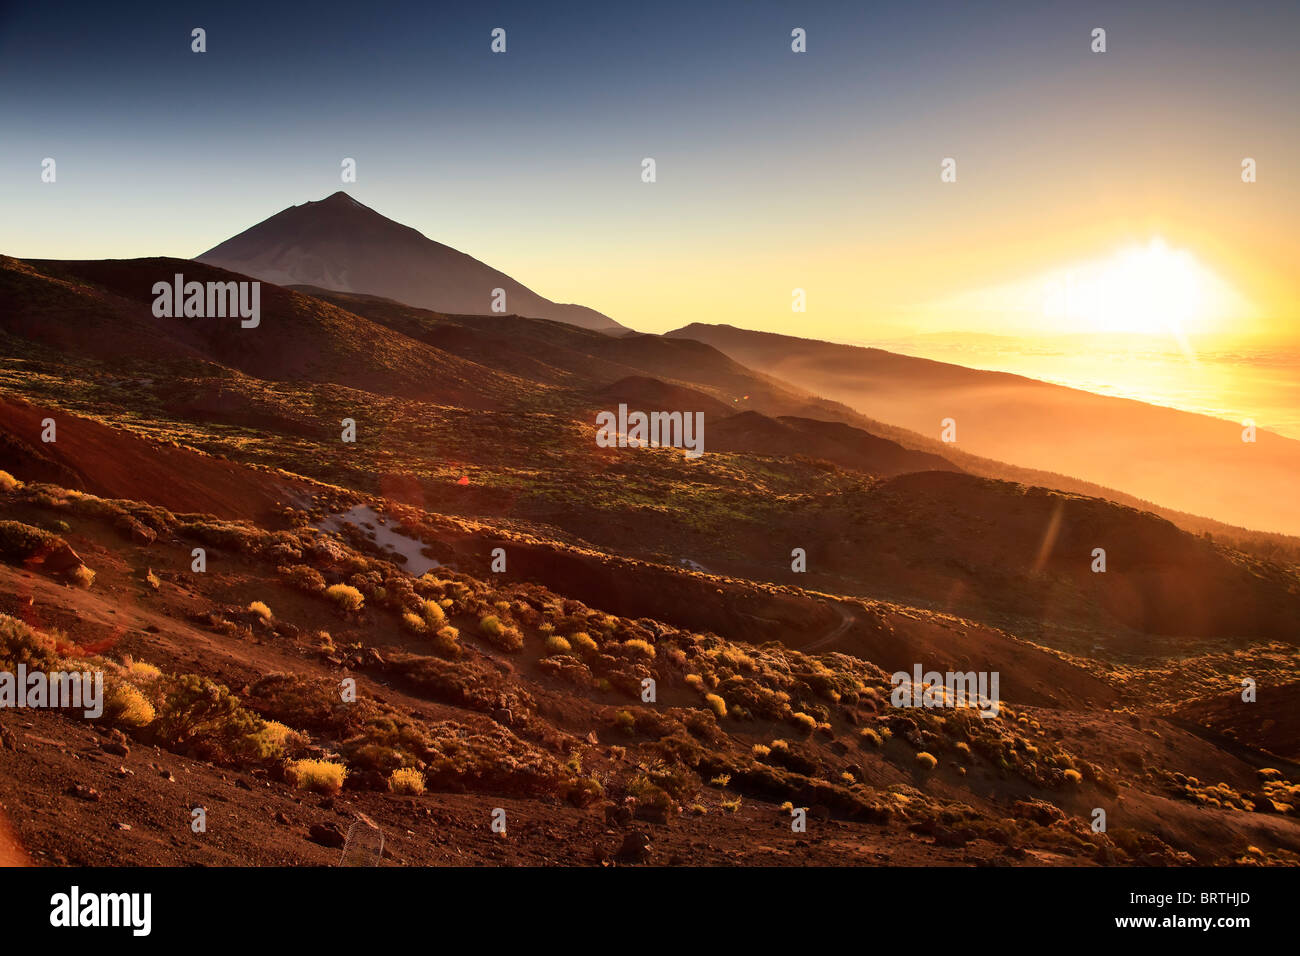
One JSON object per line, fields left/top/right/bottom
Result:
{"left": 666, "top": 322, "right": 1300, "bottom": 537}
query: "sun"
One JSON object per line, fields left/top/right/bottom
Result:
{"left": 1046, "top": 239, "right": 1233, "bottom": 337}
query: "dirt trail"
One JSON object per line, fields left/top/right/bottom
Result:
{"left": 802, "top": 602, "right": 858, "bottom": 652}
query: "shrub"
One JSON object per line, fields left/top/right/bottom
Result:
{"left": 0, "top": 520, "right": 57, "bottom": 562}
{"left": 859, "top": 728, "right": 883, "bottom": 748}
{"left": 569, "top": 631, "right": 598, "bottom": 655}
{"left": 0, "top": 470, "right": 19, "bottom": 492}
{"left": 325, "top": 584, "right": 365, "bottom": 612}
{"left": 152, "top": 674, "right": 262, "bottom": 759}
{"left": 288, "top": 758, "right": 347, "bottom": 794}
{"left": 624, "top": 639, "right": 655, "bottom": 659}
{"left": 421, "top": 600, "right": 446, "bottom": 626}
{"left": 545, "top": 635, "right": 572, "bottom": 656}
{"left": 70, "top": 565, "right": 95, "bottom": 589}
{"left": 684, "top": 673, "right": 704, "bottom": 691}
{"left": 704, "top": 693, "right": 727, "bottom": 719}
{"left": 915, "top": 751, "right": 938, "bottom": 770}
{"left": 145, "top": 569, "right": 161, "bottom": 590}
{"left": 248, "top": 601, "right": 273, "bottom": 622}
{"left": 0, "top": 614, "right": 60, "bottom": 670}
{"left": 402, "top": 611, "right": 427, "bottom": 633}
{"left": 123, "top": 658, "right": 162, "bottom": 683}
{"left": 431, "top": 626, "right": 462, "bottom": 659}
{"left": 566, "top": 776, "right": 605, "bottom": 808}
{"left": 479, "top": 617, "right": 523, "bottom": 653}
{"left": 389, "top": 767, "right": 426, "bottom": 795}
{"left": 613, "top": 710, "right": 636, "bottom": 735}
{"left": 246, "top": 720, "right": 306, "bottom": 759}
{"left": 105, "top": 681, "right": 156, "bottom": 728}
{"left": 1063, "top": 768, "right": 1083, "bottom": 785}
{"left": 279, "top": 564, "right": 326, "bottom": 593}
{"left": 628, "top": 774, "right": 675, "bottom": 822}
{"left": 791, "top": 711, "right": 817, "bottom": 733}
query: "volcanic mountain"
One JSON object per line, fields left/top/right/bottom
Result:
{"left": 197, "top": 192, "right": 625, "bottom": 333}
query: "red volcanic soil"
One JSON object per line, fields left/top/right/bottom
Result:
{"left": 0, "top": 393, "right": 303, "bottom": 523}
{"left": 1175, "top": 682, "right": 1300, "bottom": 763}
{"left": 802, "top": 604, "right": 1120, "bottom": 711}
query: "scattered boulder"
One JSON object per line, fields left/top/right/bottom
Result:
{"left": 102, "top": 730, "right": 130, "bottom": 758}
{"left": 309, "top": 822, "right": 346, "bottom": 849}
{"left": 115, "top": 515, "right": 156, "bottom": 544}
{"left": 615, "top": 830, "right": 651, "bottom": 864}
{"left": 1012, "top": 799, "right": 1065, "bottom": 826}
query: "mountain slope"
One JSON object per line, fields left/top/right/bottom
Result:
{"left": 667, "top": 323, "right": 1300, "bottom": 537}
{"left": 197, "top": 192, "right": 625, "bottom": 332}
{"left": 709, "top": 411, "right": 960, "bottom": 477}
{"left": 0, "top": 256, "right": 529, "bottom": 408}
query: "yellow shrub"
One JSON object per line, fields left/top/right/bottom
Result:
{"left": 0, "top": 470, "right": 19, "bottom": 492}
{"left": 401, "top": 611, "right": 427, "bottom": 633}
{"left": 388, "top": 767, "right": 426, "bottom": 795}
{"left": 624, "top": 639, "right": 655, "bottom": 659}
{"left": 915, "top": 751, "right": 938, "bottom": 770}
{"left": 704, "top": 693, "right": 727, "bottom": 719}
{"left": 569, "top": 632, "right": 598, "bottom": 654}
{"left": 545, "top": 635, "right": 572, "bottom": 656}
{"left": 247, "top": 720, "right": 306, "bottom": 759}
{"left": 288, "top": 758, "right": 347, "bottom": 794}
{"left": 123, "top": 658, "right": 162, "bottom": 682}
{"left": 421, "top": 599, "right": 445, "bottom": 626}
{"left": 478, "top": 615, "right": 523, "bottom": 652}
{"left": 791, "top": 711, "right": 817, "bottom": 733}
{"left": 255, "top": 720, "right": 294, "bottom": 749}
{"left": 248, "top": 601, "right": 273, "bottom": 622}
{"left": 106, "top": 682, "right": 156, "bottom": 728}
{"left": 70, "top": 565, "right": 95, "bottom": 589}
{"left": 325, "top": 584, "right": 364, "bottom": 612}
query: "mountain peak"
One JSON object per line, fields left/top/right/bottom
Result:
{"left": 316, "top": 190, "right": 365, "bottom": 208}
{"left": 196, "top": 194, "right": 626, "bottom": 332}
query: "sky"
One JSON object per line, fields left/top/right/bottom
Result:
{"left": 2, "top": 0, "right": 1298, "bottom": 344}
